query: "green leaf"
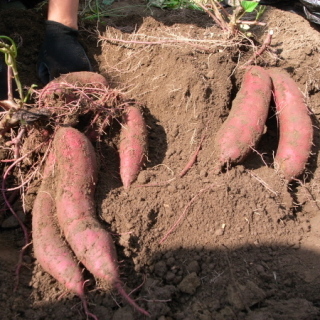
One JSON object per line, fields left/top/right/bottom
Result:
{"left": 241, "top": 1, "right": 258, "bottom": 13}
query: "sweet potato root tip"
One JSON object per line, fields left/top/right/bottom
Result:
{"left": 115, "top": 282, "right": 151, "bottom": 317}
{"left": 268, "top": 68, "right": 313, "bottom": 181}
{"left": 119, "top": 106, "right": 148, "bottom": 189}
{"left": 214, "top": 66, "right": 272, "bottom": 169}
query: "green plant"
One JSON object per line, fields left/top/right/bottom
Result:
{"left": 148, "top": 0, "right": 266, "bottom": 36}
{"left": 0, "top": 36, "right": 39, "bottom": 138}
{"left": 201, "top": 0, "right": 266, "bottom": 36}
{"left": 0, "top": 36, "right": 37, "bottom": 106}
{"left": 236, "top": 1, "right": 266, "bottom": 34}
{"left": 0, "top": 36, "right": 24, "bottom": 102}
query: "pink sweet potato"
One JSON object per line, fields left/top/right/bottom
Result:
{"left": 119, "top": 106, "right": 147, "bottom": 189}
{"left": 40, "top": 71, "right": 109, "bottom": 98}
{"left": 214, "top": 66, "right": 272, "bottom": 169}
{"left": 268, "top": 68, "right": 313, "bottom": 181}
{"left": 32, "top": 151, "right": 96, "bottom": 319}
{"left": 53, "top": 127, "right": 149, "bottom": 316}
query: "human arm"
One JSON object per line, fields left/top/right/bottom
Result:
{"left": 47, "top": 0, "right": 79, "bottom": 29}
{"left": 37, "top": 0, "right": 92, "bottom": 84}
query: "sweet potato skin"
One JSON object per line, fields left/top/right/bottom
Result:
{"left": 53, "top": 127, "right": 118, "bottom": 283}
{"left": 53, "top": 127, "right": 149, "bottom": 316}
{"left": 214, "top": 66, "right": 272, "bottom": 168}
{"left": 269, "top": 68, "right": 313, "bottom": 181}
{"left": 32, "top": 151, "right": 86, "bottom": 298}
{"left": 40, "top": 71, "right": 109, "bottom": 96}
{"left": 119, "top": 106, "right": 147, "bottom": 189}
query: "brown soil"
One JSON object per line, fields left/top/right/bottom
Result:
{"left": 1, "top": 2, "right": 320, "bottom": 320}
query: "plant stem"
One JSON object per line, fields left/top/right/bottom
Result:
{"left": 0, "top": 36, "right": 24, "bottom": 103}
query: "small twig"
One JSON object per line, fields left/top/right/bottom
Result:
{"left": 3, "top": 140, "right": 52, "bottom": 193}
{"left": 237, "top": 20, "right": 266, "bottom": 26}
{"left": 159, "top": 183, "right": 215, "bottom": 244}
{"left": 1, "top": 143, "right": 44, "bottom": 289}
{"left": 198, "top": 2, "right": 229, "bottom": 32}
{"left": 11, "top": 126, "right": 26, "bottom": 159}
{"left": 214, "top": 0, "right": 231, "bottom": 20}
{"left": 249, "top": 146, "right": 268, "bottom": 167}
{"left": 243, "top": 30, "right": 273, "bottom": 67}
{"left": 248, "top": 171, "right": 278, "bottom": 196}
{"left": 0, "top": 99, "right": 18, "bottom": 111}
{"left": 99, "top": 34, "right": 232, "bottom": 53}
{"left": 128, "top": 275, "right": 147, "bottom": 296}
{"left": 179, "top": 134, "right": 206, "bottom": 178}
{"left": 7, "top": 65, "right": 13, "bottom": 101}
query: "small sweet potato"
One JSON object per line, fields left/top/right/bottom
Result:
{"left": 269, "top": 68, "right": 313, "bottom": 181}
{"left": 214, "top": 66, "right": 272, "bottom": 169}
{"left": 119, "top": 106, "right": 148, "bottom": 189}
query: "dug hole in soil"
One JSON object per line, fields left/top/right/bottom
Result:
{"left": 1, "top": 2, "right": 320, "bottom": 320}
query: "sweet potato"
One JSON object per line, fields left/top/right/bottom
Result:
{"left": 32, "top": 151, "right": 96, "bottom": 319}
{"left": 119, "top": 106, "right": 148, "bottom": 189}
{"left": 40, "top": 71, "right": 109, "bottom": 97}
{"left": 268, "top": 68, "right": 313, "bottom": 181}
{"left": 214, "top": 66, "right": 272, "bottom": 169}
{"left": 53, "top": 127, "right": 149, "bottom": 316}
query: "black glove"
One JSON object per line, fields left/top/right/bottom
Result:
{"left": 300, "top": 0, "right": 320, "bottom": 11}
{"left": 299, "top": 0, "right": 320, "bottom": 24}
{"left": 303, "top": 5, "right": 320, "bottom": 24}
{"left": 37, "top": 20, "right": 92, "bottom": 84}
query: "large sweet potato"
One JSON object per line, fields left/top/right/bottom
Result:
{"left": 269, "top": 68, "right": 313, "bottom": 181}
{"left": 214, "top": 66, "right": 272, "bottom": 169}
{"left": 53, "top": 127, "right": 149, "bottom": 316}
{"left": 32, "top": 151, "right": 96, "bottom": 319}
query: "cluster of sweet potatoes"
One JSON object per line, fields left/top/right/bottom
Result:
{"left": 214, "top": 66, "right": 313, "bottom": 181}
{"left": 32, "top": 72, "right": 149, "bottom": 319}
{"left": 38, "top": 71, "right": 148, "bottom": 189}
{"left": 30, "top": 66, "right": 313, "bottom": 318}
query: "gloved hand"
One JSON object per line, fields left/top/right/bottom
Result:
{"left": 37, "top": 20, "right": 92, "bottom": 84}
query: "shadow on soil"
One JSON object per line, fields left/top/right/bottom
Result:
{"left": 1, "top": 235, "right": 320, "bottom": 319}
